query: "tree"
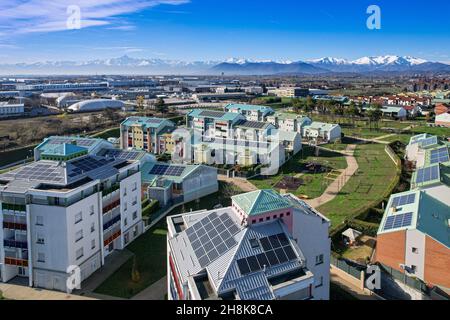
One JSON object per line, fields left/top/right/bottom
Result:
{"left": 136, "top": 96, "right": 145, "bottom": 112}
{"left": 305, "top": 96, "right": 316, "bottom": 115}
{"left": 155, "top": 97, "right": 168, "bottom": 115}
{"left": 367, "top": 103, "right": 383, "bottom": 129}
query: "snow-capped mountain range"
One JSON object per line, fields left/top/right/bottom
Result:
{"left": 1, "top": 55, "right": 449, "bottom": 75}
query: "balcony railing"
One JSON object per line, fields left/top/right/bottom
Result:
{"left": 4, "top": 257, "right": 28, "bottom": 267}
{"left": 1, "top": 203, "right": 26, "bottom": 212}
{"left": 3, "top": 221, "right": 27, "bottom": 231}
{"left": 102, "top": 183, "right": 120, "bottom": 197}
{"left": 4, "top": 239, "right": 28, "bottom": 249}
{"left": 104, "top": 230, "right": 121, "bottom": 247}
{"left": 103, "top": 214, "right": 121, "bottom": 231}
{"left": 102, "top": 199, "right": 121, "bottom": 214}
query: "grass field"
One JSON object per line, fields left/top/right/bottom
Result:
{"left": 250, "top": 146, "right": 347, "bottom": 199}
{"left": 317, "top": 143, "right": 398, "bottom": 229}
{"left": 93, "top": 182, "right": 243, "bottom": 298}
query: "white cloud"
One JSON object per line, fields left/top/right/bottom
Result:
{"left": 0, "top": 0, "right": 189, "bottom": 35}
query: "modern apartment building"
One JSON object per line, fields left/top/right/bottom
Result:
{"left": 120, "top": 117, "right": 176, "bottom": 155}
{"left": 0, "top": 148, "right": 144, "bottom": 292}
{"left": 268, "top": 87, "right": 309, "bottom": 98}
{"left": 303, "top": 122, "right": 342, "bottom": 143}
{"left": 0, "top": 102, "right": 25, "bottom": 118}
{"left": 267, "top": 113, "right": 312, "bottom": 136}
{"left": 225, "top": 104, "right": 275, "bottom": 122}
{"left": 167, "top": 190, "right": 330, "bottom": 300}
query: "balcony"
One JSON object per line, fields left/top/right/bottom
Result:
{"left": 103, "top": 214, "right": 121, "bottom": 231}
{"left": 102, "top": 183, "right": 120, "bottom": 197}
{"left": 4, "top": 257, "right": 28, "bottom": 267}
{"left": 4, "top": 239, "right": 28, "bottom": 249}
{"left": 102, "top": 199, "right": 121, "bottom": 214}
{"left": 3, "top": 221, "right": 27, "bottom": 231}
{"left": 104, "top": 230, "right": 121, "bottom": 247}
{"left": 1, "top": 203, "right": 26, "bottom": 213}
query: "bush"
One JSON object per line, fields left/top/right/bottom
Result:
{"left": 142, "top": 200, "right": 160, "bottom": 218}
{"left": 347, "top": 219, "right": 379, "bottom": 237}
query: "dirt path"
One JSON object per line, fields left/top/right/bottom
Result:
{"left": 305, "top": 145, "right": 359, "bottom": 209}
{"left": 218, "top": 175, "right": 258, "bottom": 192}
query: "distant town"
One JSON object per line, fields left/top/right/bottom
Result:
{"left": 0, "top": 71, "right": 448, "bottom": 302}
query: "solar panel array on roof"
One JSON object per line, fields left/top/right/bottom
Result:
{"left": 187, "top": 212, "right": 241, "bottom": 268}
{"left": 104, "top": 149, "right": 142, "bottom": 161}
{"left": 237, "top": 233, "right": 297, "bottom": 276}
{"left": 236, "top": 120, "right": 267, "bottom": 129}
{"left": 420, "top": 136, "right": 438, "bottom": 148}
{"left": 48, "top": 138, "right": 97, "bottom": 147}
{"left": 68, "top": 157, "right": 115, "bottom": 178}
{"left": 149, "top": 164, "right": 185, "bottom": 177}
{"left": 415, "top": 166, "right": 440, "bottom": 184}
{"left": 430, "top": 147, "right": 449, "bottom": 164}
{"left": 391, "top": 194, "right": 416, "bottom": 207}
{"left": 199, "top": 111, "right": 226, "bottom": 118}
{"left": 1, "top": 163, "right": 65, "bottom": 183}
{"left": 383, "top": 212, "right": 413, "bottom": 231}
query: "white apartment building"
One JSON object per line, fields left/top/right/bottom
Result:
{"left": 0, "top": 151, "right": 144, "bottom": 292}
{"left": 166, "top": 190, "right": 330, "bottom": 300}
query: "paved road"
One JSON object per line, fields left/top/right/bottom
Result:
{"left": 305, "top": 145, "right": 359, "bottom": 209}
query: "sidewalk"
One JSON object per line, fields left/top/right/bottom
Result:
{"left": 131, "top": 276, "right": 167, "bottom": 300}
{"left": 0, "top": 283, "right": 96, "bottom": 300}
{"left": 305, "top": 145, "right": 359, "bottom": 209}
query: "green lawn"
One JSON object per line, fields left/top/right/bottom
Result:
{"left": 317, "top": 143, "right": 399, "bottom": 229}
{"left": 409, "top": 125, "right": 450, "bottom": 137}
{"left": 93, "top": 182, "right": 243, "bottom": 299}
{"left": 250, "top": 146, "right": 347, "bottom": 199}
{"left": 379, "top": 134, "right": 413, "bottom": 145}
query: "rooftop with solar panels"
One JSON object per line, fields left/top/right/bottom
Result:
{"left": 0, "top": 153, "right": 136, "bottom": 192}
{"left": 168, "top": 206, "right": 311, "bottom": 300}
{"left": 378, "top": 190, "right": 450, "bottom": 248}
{"left": 411, "top": 161, "right": 450, "bottom": 189}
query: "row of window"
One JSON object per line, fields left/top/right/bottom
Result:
{"left": 251, "top": 212, "right": 291, "bottom": 224}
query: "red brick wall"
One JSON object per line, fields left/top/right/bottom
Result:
{"left": 375, "top": 231, "right": 406, "bottom": 272}
{"left": 424, "top": 236, "right": 450, "bottom": 289}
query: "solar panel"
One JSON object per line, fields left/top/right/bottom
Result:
{"left": 0, "top": 162, "right": 65, "bottom": 184}
{"left": 149, "top": 164, "right": 186, "bottom": 177}
{"left": 199, "top": 111, "right": 226, "bottom": 118}
{"left": 430, "top": 148, "right": 449, "bottom": 164}
{"left": 104, "top": 149, "right": 142, "bottom": 161}
{"left": 415, "top": 165, "right": 440, "bottom": 184}
{"left": 383, "top": 212, "right": 414, "bottom": 231}
{"left": 48, "top": 138, "right": 96, "bottom": 147}
{"left": 391, "top": 193, "right": 416, "bottom": 207}
{"left": 236, "top": 120, "right": 266, "bottom": 129}
{"left": 420, "top": 136, "right": 438, "bottom": 148}
{"left": 189, "top": 212, "right": 241, "bottom": 268}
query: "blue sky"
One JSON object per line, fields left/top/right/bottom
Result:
{"left": 0, "top": 0, "right": 449, "bottom": 63}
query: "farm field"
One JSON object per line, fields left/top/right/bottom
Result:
{"left": 250, "top": 146, "right": 347, "bottom": 199}
{"left": 317, "top": 143, "right": 399, "bottom": 230}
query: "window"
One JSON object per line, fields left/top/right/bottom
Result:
{"left": 286, "top": 212, "right": 291, "bottom": 217}
{"left": 89, "top": 205, "right": 95, "bottom": 216}
{"left": 36, "top": 216, "right": 44, "bottom": 226}
{"left": 315, "top": 254, "right": 324, "bottom": 266}
{"left": 280, "top": 214, "right": 284, "bottom": 219}
{"left": 76, "top": 248, "right": 84, "bottom": 260}
{"left": 75, "top": 212, "right": 83, "bottom": 224}
{"left": 133, "top": 226, "right": 138, "bottom": 238}
{"left": 132, "top": 182, "right": 137, "bottom": 192}
{"left": 252, "top": 220, "right": 256, "bottom": 224}
{"left": 123, "top": 203, "right": 128, "bottom": 212}
{"left": 132, "top": 197, "right": 137, "bottom": 206}
{"left": 37, "top": 233, "right": 45, "bottom": 244}
{"left": 124, "top": 218, "right": 128, "bottom": 227}
{"left": 266, "top": 217, "right": 270, "bottom": 221}
{"left": 273, "top": 215, "right": 278, "bottom": 219}
{"left": 37, "top": 252, "right": 45, "bottom": 263}
{"left": 315, "top": 276, "right": 324, "bottom": 288}
{"left": 91, "top": 222, "right": 95, "bottom": 233}
{"left": 75, "top": 230, "right": 83, "bottom": 242}
{"left": 259, "top": 218, "right": 264, "bottom": 223}
{"left": 132, "top": 211, "right": 137, "bottom": 220}
{"left": 91, "top": 239, "right": 95, "bottom": 250}
{"left": 412, "top": 247, "right": 419, "bottom": 254}
{"left": 123, "top": 187, "right": 127, "bottom": 197}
